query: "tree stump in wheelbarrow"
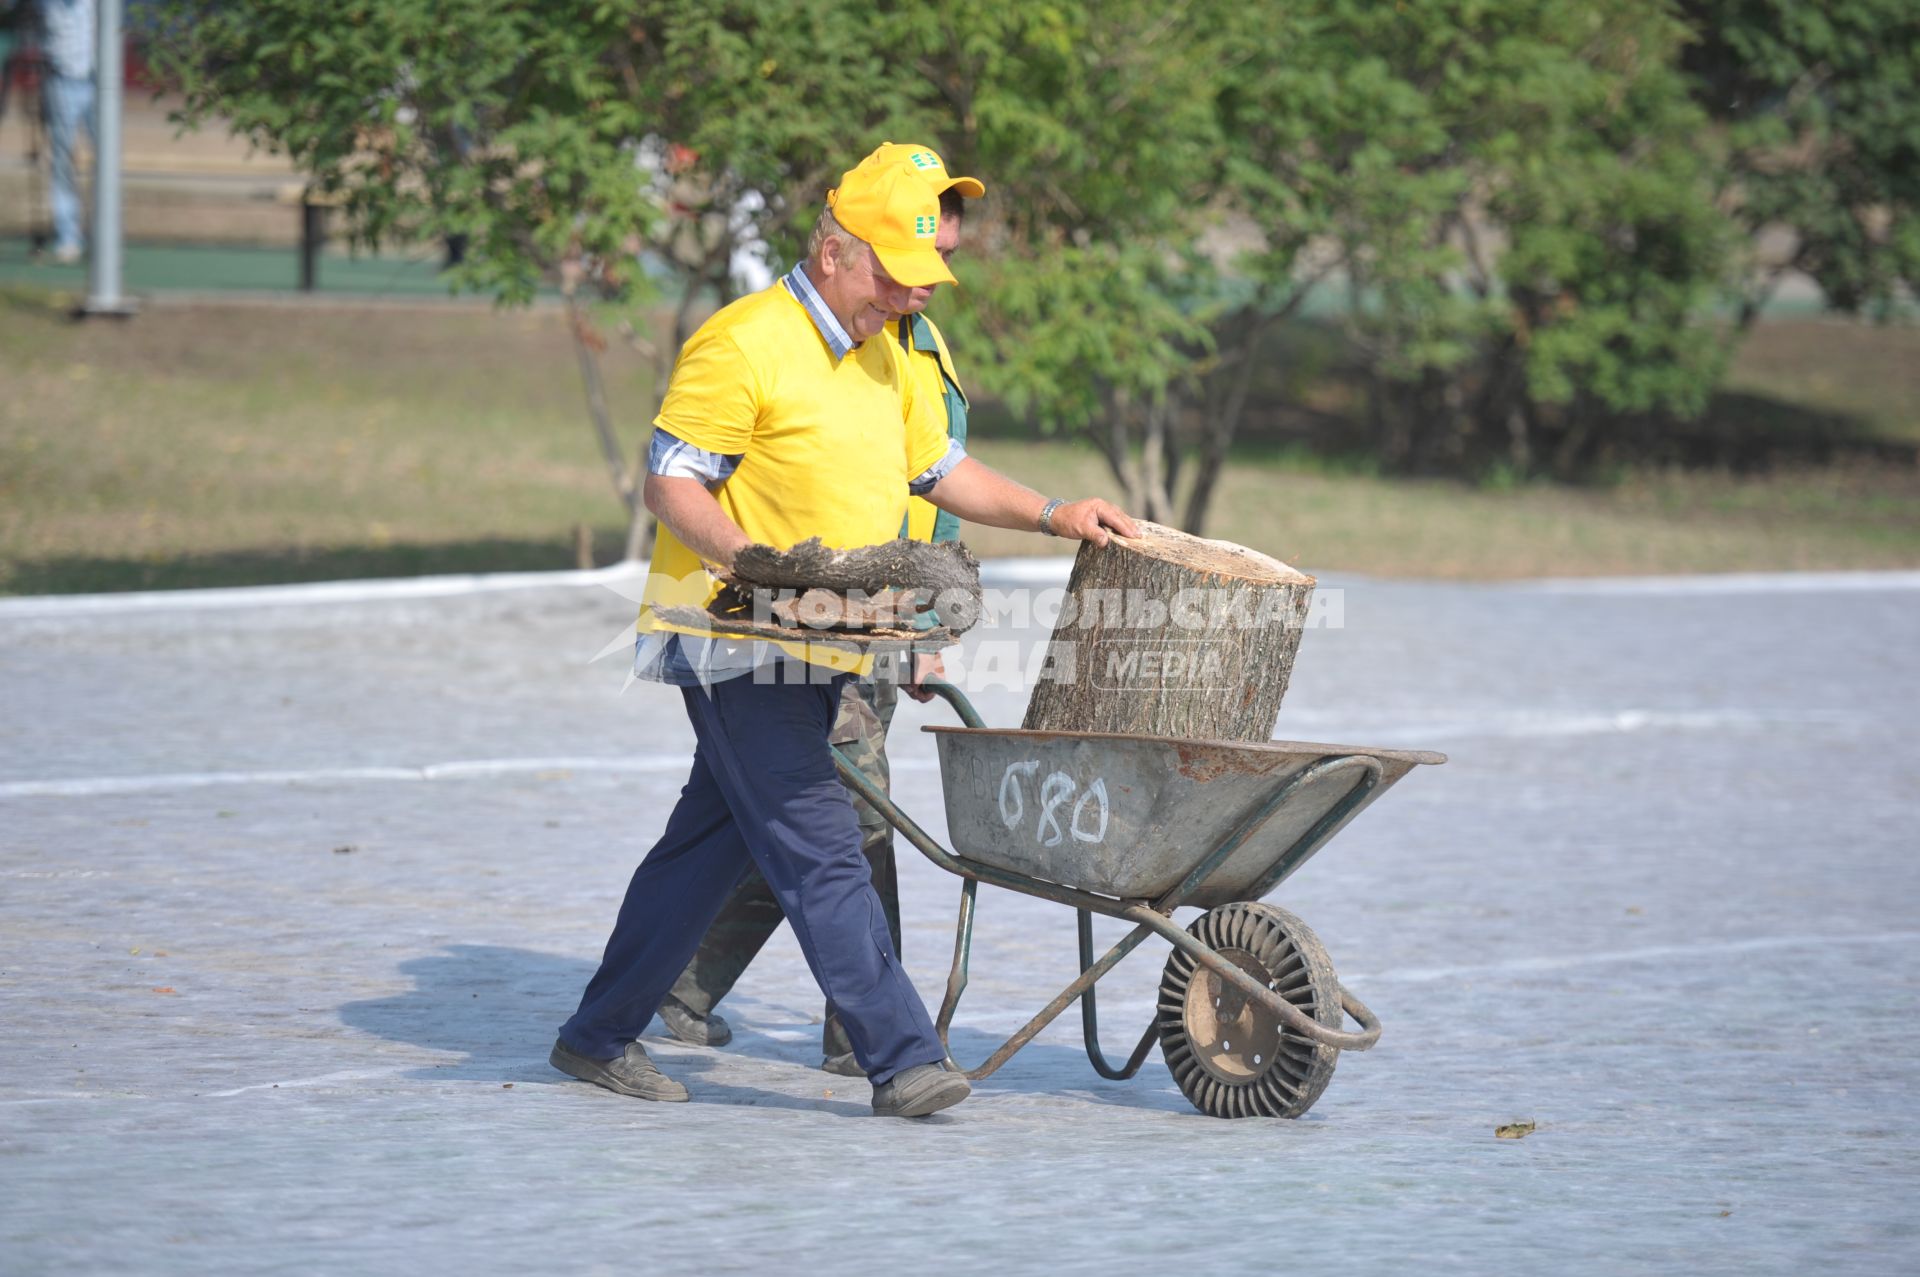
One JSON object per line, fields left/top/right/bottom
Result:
{"left": 1021, "top": 521, "right": 1314, "bottom": 742}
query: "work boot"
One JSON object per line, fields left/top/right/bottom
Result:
{"left": 549, "top": 1038, "right": 690, "bottom": 1102}
{"left": 821, "top": 1051, "right": 865, "bottom": 1077}
{"left": 871, "top": 1062, "right": 970, "bottom": 1118}
{"left": 820, "top": 1012, "right": 863, "bottom": 1075}
{"left": 657, "top": 996, "right": 732, "bottom": 1047}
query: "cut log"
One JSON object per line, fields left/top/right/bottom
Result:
{"left": 1021, "top": 521, "right": 1314, "bottom": 742}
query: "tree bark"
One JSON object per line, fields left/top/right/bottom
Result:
{"left": 1021, "top": 521, "right": 1315, "bottom": 743}
{"left": 1139, "top": 396, "right": 1170, "bottom": 523}
{"left": 1184, "top": 314, "right": 1267, "bottom": 535}
{"left": 1096, "top": 387, "right": 1130, "bottom": 499}
{"left": 567, "top": 296, "right": 636, "bottom": 517}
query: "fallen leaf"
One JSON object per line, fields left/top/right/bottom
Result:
{"left": 129, "top": 947, "right": 140, "bottom": 955}
{"left": 155, "top": 951, "right": 169, "bottom": 957}
{"left": 1495, "top": 1120, "right": 1536, "bottom": 1140}
{"left": 151, "top": 987, "right": 176, "bottom": 995}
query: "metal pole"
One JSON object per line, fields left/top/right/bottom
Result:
{"left": 300, "top": 199, "right": 324, "bottom": 291}
{"left": 82, "top": 0, "right": 136, "bottom": 317}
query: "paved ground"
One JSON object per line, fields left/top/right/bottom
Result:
{"left": 2, "top": 564, "right": 1916, "bottom": 1274}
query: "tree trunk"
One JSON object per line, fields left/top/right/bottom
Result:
{"left": 567, "top": 297, "right": 637, "bottom": 518}
{"left": 1097, "top": 392, "right": 1142, "bottom": 509}
{"left": 1138, "top": 396, "right": 1170, "bottom": 523}
{"left": 1184, "top": 314, "right": 1269, "bottom": 535}
{"left": 1021, "top": 521, "right": 1315, "bottom": 743}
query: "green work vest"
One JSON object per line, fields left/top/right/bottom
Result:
{"left": 897, "top": 313, "right": 969, "bottom": 545}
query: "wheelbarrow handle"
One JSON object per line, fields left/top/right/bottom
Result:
{"left": 917, "top": 676, "right": 986, "bottom": 729}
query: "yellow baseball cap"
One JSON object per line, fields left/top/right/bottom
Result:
{"left": 855, "top": 142, "right": 986, "bottom": 200}
{"left": 826, "top": 154, "right": 970, "bottom": 288}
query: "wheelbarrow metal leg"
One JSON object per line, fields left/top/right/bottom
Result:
{"left": 955, "top": 917, "right": 1158, "bottom": 1082}
{"left": 934, "top": 877, "right": 977, "bottom": 1045}
{"left": 1077, "top": 909, "right": 1162, "bottom": 1081}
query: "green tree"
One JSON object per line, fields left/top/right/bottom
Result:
{"left": 149, "top": 0, "right": 903, "bottom": 555}
{"left": 152, "top": 0, "right": 1247, "bottom": 531}
{"left": 1215, "top": 0, "right": 1730, "bottom": 485}
{"left": 875, "top": 1, "right": 1239, "bottom": 524}
{"left": 1682, "top": 0, "right": 1920, "bottom": 327}
{"left": 148, "top": 0, "right": 1786, "bottom": 541}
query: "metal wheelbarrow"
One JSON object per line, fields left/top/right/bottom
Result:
{"left": 831, "top": 680, "right": 1445, "bottom": 1119}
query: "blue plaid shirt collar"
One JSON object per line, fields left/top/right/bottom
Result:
{"left": 780, "top": 262, "right": 856, "bottom": 360}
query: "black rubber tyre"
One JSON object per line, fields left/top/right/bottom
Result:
{"left": 1156, "top": 901, "right": 1342, "bottom": 1118}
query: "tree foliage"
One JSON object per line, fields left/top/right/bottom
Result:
{"left": 145, "top": 0, "right": 1914, "bottom": 539}
{"left": 1683, "top": 0, "right": 1920, "bottom": 323}
{"left": 877, "top": 1, "right": 1238, "bottom": 520}
{"left": 1212, "top": 0, "right": 1730, "bottom": 486}
{"left": 151, "top": 0, "right": 915, "bottom": 550}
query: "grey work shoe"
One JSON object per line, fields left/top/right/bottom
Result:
{"left": 549, "top": 1038, "right": 690, "bottom": 1102}
{"left": 821, "top": 1050, "right": 865, "bottom": 1078}
{"left": 657, "top": 997, "right": 732, "bottom": 1047}
{"left": 871, "top": 1062, "right": 971, "bottom": 1118}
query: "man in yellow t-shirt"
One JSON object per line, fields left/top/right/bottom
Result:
{"left": 551, "top": 148, "right": 1136, "bottom": 1119}
{"left": 657, "top": 143, "right": 980, "bottom": 1076}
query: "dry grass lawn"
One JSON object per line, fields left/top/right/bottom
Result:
{"left": 3, "top": 286, "right": 1916, "bottom": 593}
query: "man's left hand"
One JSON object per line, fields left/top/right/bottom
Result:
{"left": 1050, "top": 499, "right": 1139, "bottom": 547}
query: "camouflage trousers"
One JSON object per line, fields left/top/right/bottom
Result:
{"left": 664, "top": 656, "right": 903, "bottom": 1061}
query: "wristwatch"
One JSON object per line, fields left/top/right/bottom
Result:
{"left": 1038, "top": 497, "right": 1066, "bottom": 536}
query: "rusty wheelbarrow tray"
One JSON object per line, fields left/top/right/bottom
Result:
{"left": 831, "top": 681, "right": 1445, "bottom": 1119}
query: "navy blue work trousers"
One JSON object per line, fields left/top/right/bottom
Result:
{"left": 559, "top": 671, "right": 945, "bottom": 1084}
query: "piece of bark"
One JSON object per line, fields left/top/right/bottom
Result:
{"left": 649, "top": 605, "right": 956, "bottom": 652}
{"left": 729, "top": 537, "right": 980, "bottom": 625}
{"left": 764, "top": 587, "right": 922, "bottom": 630}
{"left": 707, "top": 583, "right": 928, "bottom": 631}
{"left": 714, "top": 537, "right": 984, "bottom": 633}
{"left": 1021, "top": 521, "right": 1314, "bottom": 742}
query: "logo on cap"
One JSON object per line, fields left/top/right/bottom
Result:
{"left": 914, "top": 214, "right": 936, "bottom": 237}
{"left": 909, "top": 151, "right": 940, "bottom": 170}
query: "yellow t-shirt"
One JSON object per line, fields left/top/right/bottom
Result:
{"left": 640, "top": 281, "right": 950, "bottom": 670}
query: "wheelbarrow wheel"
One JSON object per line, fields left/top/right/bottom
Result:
{"left": 1156, "top": 902, "right": 1342, "bottom": 1118}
